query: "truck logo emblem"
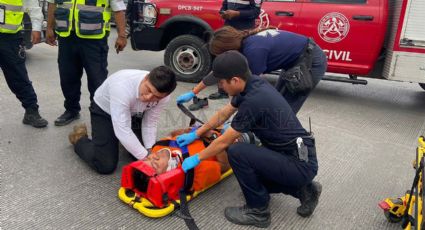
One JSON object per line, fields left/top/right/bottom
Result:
{"left": 318, "top": 12, "right": 350, "bottom": 43}
{"left": 255, "top": 9, "right": 270, "bottom": 29}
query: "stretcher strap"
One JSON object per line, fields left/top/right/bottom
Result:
{"left": 176, "top": 189, "right": 199, "bottom": 230}
{"left": 177, "top": 103, "right": 204, "bottom": 126}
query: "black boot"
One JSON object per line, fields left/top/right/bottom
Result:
{"left": 224, "top": 205, "right": 271, "bottom": 228}
{"left": 54, "top": 111, "right": 80, "bottom": 126}
{"left": 208, "top": 90, "right": 228, "bottom": 100}
{"left": 297, "top": 181, "right": 322, "bottom": 217}
{"left": 188, "top": 96, "right": 208, "bottom": 111}
{"left": 23, "top": 108, "right": 48, "bottom": 128}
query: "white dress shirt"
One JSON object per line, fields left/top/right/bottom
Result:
{"left": 24, "top": 0, "right": 43, "bottom": 31}
{"left": 94, "top": 69, "right": 170, "bottom": 160}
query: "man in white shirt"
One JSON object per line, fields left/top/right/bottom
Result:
{"left": 0, "top": 0, "right": 48, "bottom": 128}
{"left": 68, "top": 66, "right": 177, "bottom": 174}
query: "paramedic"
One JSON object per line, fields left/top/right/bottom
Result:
{"left": 176, "top": 51, "right": 321, "bottom": 228}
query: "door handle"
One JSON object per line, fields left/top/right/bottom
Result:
{"left": 275, "top": 11, "right": 294, "bottom": 16}
{"left": 352, "top": 15, "right": 374, "bottom": 21}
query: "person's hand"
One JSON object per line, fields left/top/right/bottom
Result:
{"left": 176, "top": 91, "right": 195, "bottom": 104}
{"left": 31, "top": 31, "right": 41, "bottom": 44}
{"left": 115, "top": 36, "right": 127, "bottom": 54}
{"left": 176, "top": 131, "right": 198, "bottom": 147}
{"left": 45, "top": 29, "right": 57, "bottom": 46}
{"left": 221, "top": 10, "right": 240, "bottom": 20}
{"left": 182, "top": 154, "right": 200, "bottom": 172}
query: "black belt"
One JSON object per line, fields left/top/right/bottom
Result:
{"left": 262, "top": 135, "right": 315, "bottom": 162}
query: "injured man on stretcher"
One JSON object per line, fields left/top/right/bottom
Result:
{"left": 141, "top": 128, "right": 231, "bottom": 175}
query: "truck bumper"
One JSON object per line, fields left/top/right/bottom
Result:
{"left": 130, "top": 26, "right": 164, "bottom": 51}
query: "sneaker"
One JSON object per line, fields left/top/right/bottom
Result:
{"left": 224, "top": 205, "right": 271, "bottom": 228}
{"left": 55, "top": 111, "right": 80, "bottom": 126}
{"left": 23, "top": 108, "right": 48, "bottom": 128}
{"left": 68, "top": 123, "right": 88, "bottom": 145}
{"left": 208, "top": 91, "right": 229, "bottom": 100}
{"left": 297, "top": 181, "right": 322, "bottom": 217}
{"left": 188, "top": 97, "right": 208, "bottom": 111}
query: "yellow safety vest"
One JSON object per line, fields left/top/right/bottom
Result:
{"left": 54, "top": 0, "right": 111, "bottom": 39}
{"left": 0, "top": 0, "right": 24, "bottom": 34}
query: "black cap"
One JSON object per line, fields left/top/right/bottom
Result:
{"left": 203, "top": 50, "right": 250, "bottom": 86}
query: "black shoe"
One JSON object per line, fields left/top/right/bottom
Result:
{"left": 297, "top": 181, "right": 322, "bottom": 217}
{"left": 224, "top": 205, "right": 271, "bottom": 228}
{"left": 54, "top": 111, "right": 80, "bottom": 126}
{"left": 208, "top": 91, "right": 229, "bottom": 100}
{"left": 23, "top": 108, "right": 48, "bottom": 128}
{"left": 188, "top": 97, "right": 208, "bottom": 111}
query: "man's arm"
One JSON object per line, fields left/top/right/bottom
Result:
{"left": 198, "top": 127, "right": 240, "bottom": 161}
{"left": 23, "top": 0, "right": 43, "bottom": 44}
{"left": 46, "top": 2, "right": 57, "bottom": 46}
{"left": 113, "top": 10, "right": 127, "bottom": 53}
{"left": 141, "top": 96, "right": 170, "bottom": 149}
{"left": 195, "top": 103, "right": 237, "bottom": 137}
{"left": 110, "top": 86, "right": 148, "bottom": 159}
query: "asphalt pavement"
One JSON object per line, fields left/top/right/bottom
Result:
{"left": 1, "top": 30, "right": 425, "bottom": 230}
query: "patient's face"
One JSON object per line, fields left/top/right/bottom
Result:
{"left": 142, "top": 149, "right": 170, "bottom": 174}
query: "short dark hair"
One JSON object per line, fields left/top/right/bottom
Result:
{"left": 212, "top": 50, "right": 251, "bottom": 81}
{"left": 147, "top": 66, "right": 177, "bottom": 94}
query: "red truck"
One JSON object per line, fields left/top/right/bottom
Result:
{"left": 126, "top": 0, "right": 425, "bottom": 90}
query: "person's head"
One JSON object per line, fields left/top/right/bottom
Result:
{"left": 139, "top": 66, "right": 177, "bottom": 102}
{"left": 142, "top": 148, "right": 181, "bottom": 174}
{"left": 209, "top": 26, "right": 245, "bottom": 56}
{"left": 211, "top": 50, "right": 251, "bottom": 96}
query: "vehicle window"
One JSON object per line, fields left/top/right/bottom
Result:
{"left": 310, "top": 0, "right": 366, "bottom": 3}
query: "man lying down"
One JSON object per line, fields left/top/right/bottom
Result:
{"left": 142, "top": 128, "right": 231, "bottom": 175}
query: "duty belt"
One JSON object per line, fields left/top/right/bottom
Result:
{"left": 262, "top": 135, "right": 315, "bottom": 163}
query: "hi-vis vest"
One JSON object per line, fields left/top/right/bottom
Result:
{"left": 0, "top": 0, "right": 24, "bottom": 34}
{"left": 54, "top": 0, "right": 111, "bottom": 39}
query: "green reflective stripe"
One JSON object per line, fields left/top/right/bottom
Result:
{"left": 77, "top": 4, "right": 104, "bottom": 12}
{"left": 0, "top": 23, "right": 20, "bottom": 30}
{"left": 0, "top": 3, "right": 23, "bottom": 11}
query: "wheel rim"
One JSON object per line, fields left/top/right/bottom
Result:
{"left": 172, "top": 45, "right": 201, "bottom": 75}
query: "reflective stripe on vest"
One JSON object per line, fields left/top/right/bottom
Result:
{"left": 54, "top": 0, "right": 111, "bottom": 39}
{"left": 0, "top": 0, "right": 24, "bottom": 34}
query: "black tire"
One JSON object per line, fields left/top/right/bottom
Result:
{"left": 164, "top": 35, "right": 212, "bottom": 83}
{"left": 419, "top": 83, "right": 425, "bottom": 91}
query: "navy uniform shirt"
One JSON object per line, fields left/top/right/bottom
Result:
{"left": 230, "top": 75, "right": 308, "bottom": 147}
{"left": 242, "top": 29, "right": 308, "bottom": 75}
{"left": 221, "top": 0, "right": 262, "bottom": 30}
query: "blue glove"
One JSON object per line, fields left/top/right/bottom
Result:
{"left": 176, "top": 131, "right": 198, "bottom": 147}
{"left": 221, "top": 122, "right": 231, "bottom": 134}
{"left": 176, "top": 91, "right": 195, "bottom": 104}
{"left": 182, "top": 154, "right": 201, "bottom": 172}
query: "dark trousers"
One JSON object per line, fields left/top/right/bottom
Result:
{"left": 282, "top": 45, "right": 327, "bottom": 114}
{"left": 75, "top": 102, "right": 119, "bottom": 174}
{"left": 0, "top": 34, "right": 39, "bottom": 110}
{"left": 227, "top": 142, "right": 318, "bottom": 208}
{"left": 58, "top": 32, "right": 109, "bottom": 114}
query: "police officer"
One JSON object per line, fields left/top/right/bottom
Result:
{"left": 0, "top": 0, "right": 48, "bottom": 128}
{"left": 46, "top": 0, "right": 127, "bottom": 126}
{"left": 177, "top": 51, "right": 321, "bottom": 228}
{"left": 206, "top": 0, "right": 263, "bottom": 101}
{"left": 177, "top": 26, "right": 327, "bottom": 114}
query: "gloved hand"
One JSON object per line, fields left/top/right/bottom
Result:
{"left": 176, "top": 91, "right": 196, "bottom": 104}
{"left": 221, "top": 122, "right": 231, "bottom": 134}
{"left": 176, "top": 131, "right": 198, "bottom": 147}
{"left": 182, "top": 154, "right": 201, "bottom": 172}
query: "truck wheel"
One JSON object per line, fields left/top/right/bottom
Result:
{"left": 164, "top": 35, "right": 212, "bottom": 83}
{"left": 419, "top": 83, "right": 425, "bottom": 91}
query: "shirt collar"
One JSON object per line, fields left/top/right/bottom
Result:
{"left": 240, "top": 75, "right": 253, "bottom": 96}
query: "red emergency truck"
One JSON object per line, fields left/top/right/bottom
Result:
{"left": 126, "top": 0, "right": 425, "bottom": 90}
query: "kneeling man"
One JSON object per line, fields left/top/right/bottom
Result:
{"left": 177, "top": 51, "right": 321, "bottom": 228}
{"left": 68, "top": 66, "right": 177, "bottom": 174}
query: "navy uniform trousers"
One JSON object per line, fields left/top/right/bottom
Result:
{"left": 227, "top": 140, "right": 318, "bottom": 208}
{"left": 0, "top": 33, "right": 39, "bottom": 110}
{"left": 58, "top": 32, "right": 109, "bottom": 114}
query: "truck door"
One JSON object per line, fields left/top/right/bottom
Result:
{"left": 298, "top": 0, "right": 388, "bottom": 75}
{"left": 260, "top": 0, "right": 303, "bottom": 33}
